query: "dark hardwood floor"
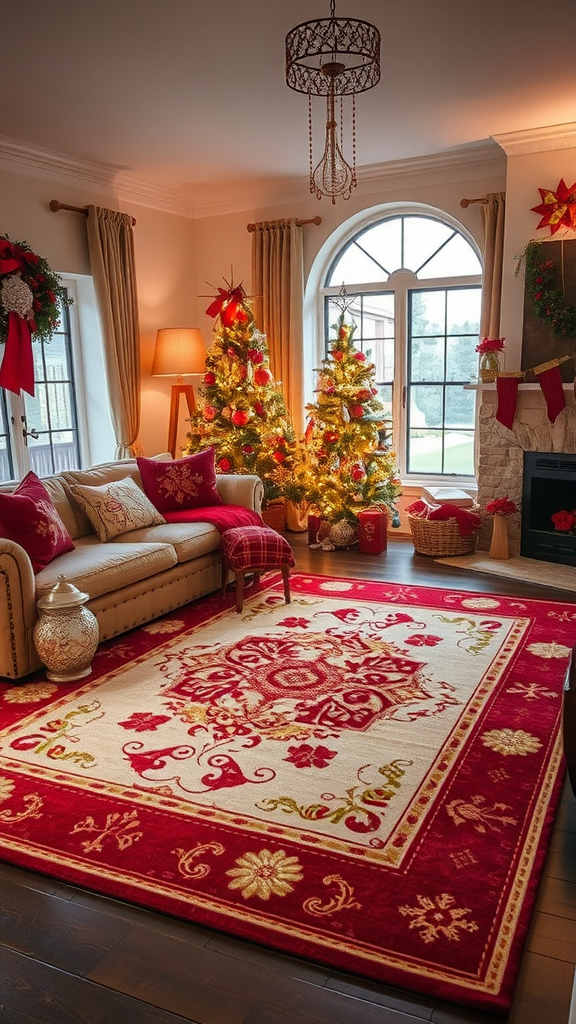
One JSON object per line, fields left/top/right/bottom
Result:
{"left": 2, "top": 535, "right": 576, "bottom": 1024}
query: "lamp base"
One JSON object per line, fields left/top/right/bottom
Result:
{"left": 168, "top": 384, "right": 196, "bottom": 458}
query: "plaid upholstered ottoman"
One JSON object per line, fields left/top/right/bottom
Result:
{"left": 220, "top": 525, "right": 295, "bottom": 613}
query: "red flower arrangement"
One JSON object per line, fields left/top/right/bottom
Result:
{"left": 551, "top": 509, "right": 576, "bottom": 534}
{"left": 475, "top": 337, "right": 505, "bottom": 354}
{"left": 485, "top": 495, "right": 518, "bottom": 517}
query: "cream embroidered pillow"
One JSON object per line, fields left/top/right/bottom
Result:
{"left": 69, "top": 477, "right": 166, "bottom": 542}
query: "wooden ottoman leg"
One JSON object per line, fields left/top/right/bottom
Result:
{"left": 281, "top": 565, "right": 291, "bottom": 604}
{"left": 235, "top": 571, "right": 245, "bottom": 614}
{"left": 221, "top": 561, "right": 228, "bottom": 598}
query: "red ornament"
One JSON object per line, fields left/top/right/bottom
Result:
{"left": 332, "top": 350, "right": 343, "bottom": 361}
{"left": 231, "top": 409, "right": 249, "bottom": 426}
{"left": 530, "top": 178, "right": 576, "bottom": 234}
{"left": 323, "top": 430, "right": 339, "bottom": 444}
{"left": 218, "top": 457, "right": 232, "bottom": 472}
{"left": 204, "top": 371, "right": 216, "bottom": 386}
{"left": 351, "top": 463, "right": 365, "bottom": 482}
{"left": 272, "top": 451, "right": 286, "bottom": 463}
{"left": 203, "top": 404, "right": 216, "bottom": 420}
{"left": 247, "top": 348, "right": 264, "bottom": 364}
{"left": 254, "top": 366, "right": 273, "bottom": 386}
{"left": 350, "top": 405, "right": 365, "bottom": 419}
{"left": 354, "top": 351, "right": 367, "bottom": 362}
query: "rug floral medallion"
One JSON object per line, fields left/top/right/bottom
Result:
{"left": 1, "top": 573, "right": 574, "bottom": 1012}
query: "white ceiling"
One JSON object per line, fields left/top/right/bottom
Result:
{"left": 3, "top": 0, "right": 576, "bottom": 211}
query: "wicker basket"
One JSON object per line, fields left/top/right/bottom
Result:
{"left": 407, "top": 513, "right": 478, "bottom": 557}
{"left": 261, "top": 500, "right": 285, "bottom": 532}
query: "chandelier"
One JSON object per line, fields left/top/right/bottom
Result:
{"left": 285, "top": 0, "right": 380, "bottom": 204}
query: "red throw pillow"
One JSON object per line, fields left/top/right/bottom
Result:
{"left": 137, "top": 449, "right": 223, "bottom": 513}
{"left": 0, "top": 471, "right": 75, "bottom": 573}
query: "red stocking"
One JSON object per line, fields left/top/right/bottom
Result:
{"left": 535, "top": 363, "right": 566, "bottom": 423}
{"left": 496, "top": 375, "right": 521, "bottom": 429}
{"left": 0, "top": 311, "right": 34, "bottom": 396}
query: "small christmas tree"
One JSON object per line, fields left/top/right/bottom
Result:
{"left": 184, "top": 281, "right": 296, "bottom": 504}
{"left": 290, "top": 304, "right": 401, "bottom": 532}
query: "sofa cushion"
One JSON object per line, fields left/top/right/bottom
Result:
{"left": 0, "top": 471, "right": 75, "bottom": 573}
{"left": 137, "top": 448, "right": 222, "bottom": 512}
{"left": 68, "top": 477, "right": 166, "bottom": 541}
{"left": 111, "top": 519, "right": 220, "bottom": 562}
{"left": 35, "top": 536, "right": 177, "bottom": 600}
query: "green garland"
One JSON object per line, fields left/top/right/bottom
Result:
{"left": 518, "top": 239, "right": 576, "bottom": 337}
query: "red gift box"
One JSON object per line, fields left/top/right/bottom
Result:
{"left": 358, "top": 508, "right": 387, "bottom": 554}
{"left": 307, "top": 513, "right": 322, "bottom": 546}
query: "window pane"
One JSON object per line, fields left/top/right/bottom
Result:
{"left": 446, "top": 288, "right": 481, "bottom": 334}
{"left": 445, "top": 386, "right": 475, "bottom": 428}
{"left": 446, "top": 336, "right": 478, "bottom": 382}
{"left": 404, "top": 218, "right": 454, "bottom": 274}
{"left": 443, "top": 431, "right": 474, "bottom": 475}
{"left": 408, "top": 430, "right": 444, "bottom": 473}
{"left": 355, "top": 219, "right": 401, "bottom": 274}
{"left": 419, "top": 234, "right": 482, "bottom": 279}
{"left": 328, "top": 244, "right": 390, "bottom": 287}
{"left": 411, "top": 338, "right": 444, "bottom": 382}
{"left": 412, "top": 291, "right": 446, "bottom": 336}
{"left": 410, "top": 384, "right": 442, "bottom": 427}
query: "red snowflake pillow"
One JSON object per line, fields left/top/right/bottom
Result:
{"left": 137, "top": 449, "right": 223, "bottom": 513}
{"left": 0, "top": 471, "right": 75, "bottom": 573}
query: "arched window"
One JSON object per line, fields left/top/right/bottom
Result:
{"left": 320, "top": 210, "right": 482, "bottom": 481}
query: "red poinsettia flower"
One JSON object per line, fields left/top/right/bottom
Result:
{"left": 485, "top": 495, "right": 517, "bottom": 517}
{"left": 476, "top": 337, "right": 505, "bottom": 354}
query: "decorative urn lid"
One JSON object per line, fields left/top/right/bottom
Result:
{"left": 37, "top": 573, "right": 90, "bottom": 611}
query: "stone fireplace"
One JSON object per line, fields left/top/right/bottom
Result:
{"left": 476, "top": 386, "right": 576, "bottom": 559}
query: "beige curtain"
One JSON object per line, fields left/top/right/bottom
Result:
{"left": 480, "top": 192, "right": 506, "bottom": 339}
{"left": 87, "top": 206, "right": 142, "bottom": 458}
{"left": 251, "top": 219, "right": 305, "bottom": 436}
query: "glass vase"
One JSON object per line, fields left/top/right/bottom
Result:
{"left": 479, "top": 351, "right": 502, "bottom": 383}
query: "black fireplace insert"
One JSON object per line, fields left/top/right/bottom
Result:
{"left": 521, "top": 451, "right": 576, "bottom": 565}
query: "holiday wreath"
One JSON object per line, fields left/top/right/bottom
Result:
{"left": 0, "top": 234, "right": 72, "bottom": 396}
{"left": 517, "top": 239, "right": 576, "bottom": 338}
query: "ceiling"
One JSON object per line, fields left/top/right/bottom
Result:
{"left": 3, "top": 0, "right": 576, "bottom": 212}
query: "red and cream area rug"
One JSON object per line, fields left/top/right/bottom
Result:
{"left": 0, "top": 574, "right": 574, "bottom": 1014}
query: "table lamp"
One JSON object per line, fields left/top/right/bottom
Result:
{"left": 151, "top": 327, "right": 206, "bottom": 457}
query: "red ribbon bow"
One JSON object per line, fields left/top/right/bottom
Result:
{"left": 205, "top": 284, "right": 248, "bottom": 326}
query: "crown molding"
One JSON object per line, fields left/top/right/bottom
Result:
{"left": 0, "top": 133, "right": 505, "bottom": 221}
{"left": 0, "top": 135, "right": 196, "bottom": 218}
{"left": 492, "top": 122, "right": 576, "bottom": 156}
{"left": 189, "top": 140, "right": 506, "bottom": 218}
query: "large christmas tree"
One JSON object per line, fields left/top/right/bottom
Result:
{"left": 184, "top": 282, "right": 296, "bottom": 503}
{"left": 290, "top": 307, "right": 401, "bottom": 529}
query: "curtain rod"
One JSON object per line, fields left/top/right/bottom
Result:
{"left": 460, "top": 195, "right": 489, "bottom": 209}
{"left": 49, "top": 199, "right": 136, "bottom": 226}
{"left": 246, "top": 216, "right": 322, "bottom": 232}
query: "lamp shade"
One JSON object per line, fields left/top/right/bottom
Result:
{"left": 151, "top": 328, "right": 206, "bottom": 376}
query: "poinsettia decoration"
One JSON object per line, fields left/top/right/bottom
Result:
{"left": 0, "top": 234, "right": 72, "bottom": 396}
{"left": 530, "top": 178, "right": 576, "bottom": 235}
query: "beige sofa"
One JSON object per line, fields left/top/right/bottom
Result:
{"left": 0, "top": 458, "right": 264, "bottom": 681}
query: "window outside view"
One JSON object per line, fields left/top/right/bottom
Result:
{"left": 324, "top": 214, "right": 482, "bottom": 479}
